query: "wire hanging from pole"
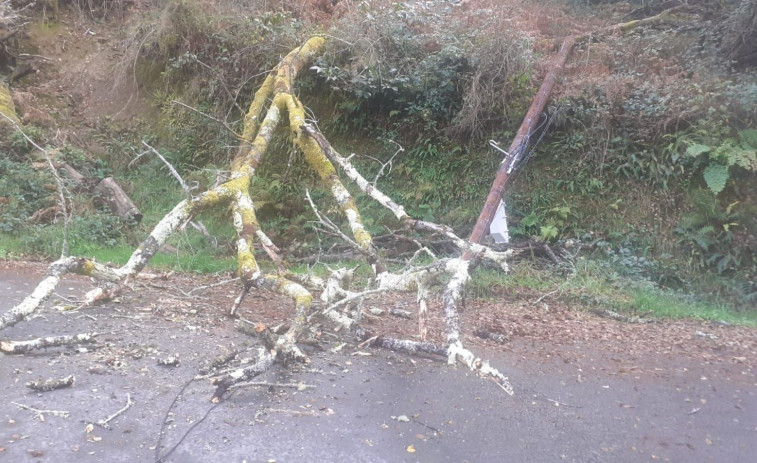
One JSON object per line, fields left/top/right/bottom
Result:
{"left": 488, "top": 104, "right": 563, "bottom": 184}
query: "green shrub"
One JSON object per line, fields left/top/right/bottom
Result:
{"left": 683, "top": 129, "right": 757, "bottom": 195}
{"left": 676, "top": 189, "right": 754, "bottom": 276}
{"left": 313, "top": 1, "right": 532, "bottom": 139}
{"left": 0, "top": 157, "right": 54, "bottom": 233}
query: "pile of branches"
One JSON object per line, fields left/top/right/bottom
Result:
{"left": 0, "top": 37, "right": 514, "bottom": 400}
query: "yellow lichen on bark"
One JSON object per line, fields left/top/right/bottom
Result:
{"left": 280, "top": 94, "right": 378, "bottom": 258}
{"left": 240, "top": 73, "right": 274, "bottom": 144}
{"left": 231, "top": 189, "right": 262, "bottom": 280}
{"left": 218, "top": 174, "right": 251, "bottom": 197}
{"left": 274, "top": 36, "right": 326, "bottom": 94}
{"left": 236, "top": 245, "right": 259, "bottom": 280}
{"left": 0, "top": 83, "right": 21, "bottom": 124}
{"left": 231, "top": 98, "right": 282, "bottom": 172}
{"left": 192, "top": 188, "right": 227, "bottom": 210}
{"left": 273, "top": 277, "right": 313, "bottom": 308}
{"left": 79, "top": 259, "right": 96, "bottom": 275}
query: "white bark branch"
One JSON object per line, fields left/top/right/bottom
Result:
{"left": 0, "top": 257, "right": 78, "bottom": 331}
{"left": 96, "top": 394, "right": 134, "bottom": 429}
{"left": 1, "top": 333, "right": 98, "bottom": 354}
{"left": 11, "top": 402, "right": 70, "bottom": 421}
{"left": 212, "top": 349, "right": 276, "bottom": 399}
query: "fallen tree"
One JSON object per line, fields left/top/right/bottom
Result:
{"left": 0, "top": 8, "right": 687, "bottom": 399}
{"left": 1, "top": 37, "right": 514, "bottom": 399}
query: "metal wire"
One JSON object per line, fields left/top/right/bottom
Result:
{"left": 489, "top": 104, "right": 564, "bottom": 185}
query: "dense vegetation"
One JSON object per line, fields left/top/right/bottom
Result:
{"left": 1, "top": 0, "right": 756, "bottom": 319}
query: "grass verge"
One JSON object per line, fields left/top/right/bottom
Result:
{"left": 468, "top": 260, "right": 757, "bottom": 327}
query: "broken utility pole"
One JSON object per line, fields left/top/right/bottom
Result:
{"left": 468, "top": 7, "right": 684, "bottom": 248}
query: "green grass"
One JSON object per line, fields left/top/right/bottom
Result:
{"left": 0, "top": 233, "right": 237, "bottom": 273}
{"left": 0, "top": 235, "right": 24, "bottom": 260}
{"left": 464, "top": 258, "right": 757, "bottom": 326}
{"left": 466, "top": 262, "right": 560, "bottom": 299}
{"left": 630, "top": 289, "right": 757, "bottom": 326}
{"left": 70, "top": 243, "right": 237, "bottom": 274}
{"left": 0, "top": 165, "right": 240, "bottom": 274}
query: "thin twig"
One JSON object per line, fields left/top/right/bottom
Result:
{"left": 305, "top": 189, "right": 359, "bottom": 249}
{"left": 170, "top": 100, "right": 242, "bottom": 138}
{"left": 133, "top": 141, "right": 214, "bottom": 241}
{"left": 135, "top": 141, "right": 192, "bottom": 196}
{"left": 532, "top": 289, "right": 559, "bottom": 304}
{"left": 371, "top": 139, "right": 404, "bottom": 185}
{"left": 96, "top": 393, "right": 134, "bottom": 429}
{"left": 11, "top": 402, "right": 70, "bottom": 421}
{"left": 18, "top": 53, "right": 54, "bottom": 61}
{"left": 184, "top": 278, "right": 240, "bottom": 296}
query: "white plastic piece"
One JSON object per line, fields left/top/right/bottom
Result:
{"left": 489, "top": 200, "right": 510, "bottom": 244}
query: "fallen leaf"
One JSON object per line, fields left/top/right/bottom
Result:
{"left": 396, "top": 415, "right": 410, "bottom": 422}
{"left": 406, "top": 445, "right": 416, "bottom": 453}
{"left": 84, "top": 423, "right": 94, "bottom": 434}
{"left": 28, "top": 450, "right": 44, "bottom": 457}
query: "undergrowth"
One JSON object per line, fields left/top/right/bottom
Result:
{"left": 2, "top": 0, "right": 756, "bottom": 317}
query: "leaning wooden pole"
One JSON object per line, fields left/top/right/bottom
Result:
{"left": 467, "top": 7, "right": 682, "bottom": 247}
{"left": 467, "top": 37, "right": 575, "bottom": 247}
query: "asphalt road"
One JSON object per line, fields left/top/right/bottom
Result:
{"left": 1, "top": 265, "right": 755, "bottom": 462}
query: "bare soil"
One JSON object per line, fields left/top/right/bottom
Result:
{"left": 1, "top": 261, "right": 755, "bottom": 462}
